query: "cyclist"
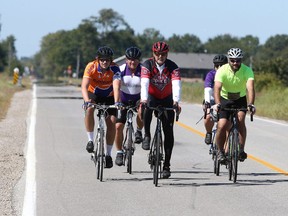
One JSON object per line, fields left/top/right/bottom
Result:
{"left": 113, "top": 46, "right": 144, "bottom": 166}
{"left": 213, "top": 48, "right": 256, "bottom": 163}
{"left": 141, "top": 41, "right": 181, "bottom": 179}
{"left": 203, "top": 54, "right": 228, "bottom": 144}
{"left": 81, "top": 46, "right": 120, "bottom": 168}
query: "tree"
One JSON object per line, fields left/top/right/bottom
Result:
{"left": 167, "top": 33, "right": 203, "bottom": 53}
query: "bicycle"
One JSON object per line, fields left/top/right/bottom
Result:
{"left": 88, "top": 103, "right": 116, "bottom": 182}
{"left": 121, "top": 104, "right": 138, "bottom": 174}
{"left": 222, "top": 107, "right": 253, "bottom": 183}
{"left": 203, "top": 106, "right": 220, "bottom": 175}
{"left": 146, "top": 105, "right": 179, "bottom": 187}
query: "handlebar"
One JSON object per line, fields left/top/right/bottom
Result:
{"left": 222, "top": 107, "right": 253, "bottom": 122}
{"left": 144, "top": 105, "right": 180, "bottom": 122}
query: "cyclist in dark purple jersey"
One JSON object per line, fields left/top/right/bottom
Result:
{"left": 203, "top": 54, "right": 228, "bottom": 144}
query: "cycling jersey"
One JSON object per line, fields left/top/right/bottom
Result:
{"left": 215, "top": 63, "right": 254, "bottom": 100}
{"left": 204, "top": 69, "right": 216, "bottom": 103}
{"left": 83, "top": 60, "right": 120, "bottom": 97}
{"left": 141, "top": 58, "right": 181, "bottom": 101}
{"left": 117, "top": 63, "right": 141, "bottom": 104}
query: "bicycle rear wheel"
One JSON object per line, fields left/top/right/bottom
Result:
{"left": 232, "top": 130, "right": 239, "bottom": 183}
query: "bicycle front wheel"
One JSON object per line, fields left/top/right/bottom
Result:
{"left": 153, "top": 132, "right": 161, "bottom": 187}
{"left": 232, "top": 130, "right": 239, "bottom": 183}
{"left": 127, "top": 124, "right": 133, "bottom": 174}
{"left": 228, "top": 132, "right": 233, "bottom": 181}
{"left": 97, "top": 128, "right": 105, "bottom": 181}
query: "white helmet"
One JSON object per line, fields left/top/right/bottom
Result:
{"left": 227, "top": 48, "right": 243, "bottom": 58}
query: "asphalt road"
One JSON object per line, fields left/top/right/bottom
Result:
{"left": 20, "top": 84, "right": 288, "bottom": 216}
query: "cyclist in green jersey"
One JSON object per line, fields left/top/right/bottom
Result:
{"left": 213, "top": 48, "right": 256, "bottom": 163}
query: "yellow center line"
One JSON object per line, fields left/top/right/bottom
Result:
{"left": 175, "top": 121, "right": 288, "bottom": 175}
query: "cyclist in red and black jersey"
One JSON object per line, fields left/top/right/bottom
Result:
{"left": 140, "top": 41, "right": 181, "bottom": 179}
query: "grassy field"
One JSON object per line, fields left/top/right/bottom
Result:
{"left": 0, "top": 73, "right": 31, "bottom": 120}
{"left": 1, "top": 75, "right": 287, "bottom": 122}
{"left": 182, "top": 80, "right": 288, "bottom": 121}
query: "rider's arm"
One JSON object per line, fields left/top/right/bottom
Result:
{"left": 246, "top": 79, "right": 255, "bottom": 105}
{"left": 172, "top": 79, "right": 181, "bottom": 103}
{"left": 113, "top": 78, "right": 121, "bottom": 103}
{"left": 204, "top": 87, "right": 212, "bottom": 103}
{"left": 81, "top": 77, "right": 91, "bottom": 102}
{"left": 140, "top": 77, "right": 149, "bottom": 102}
{"left": 214, "top": 81, "right": 222, "bottom": 106}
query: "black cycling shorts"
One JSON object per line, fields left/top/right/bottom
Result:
{"left": 219, "top": 96, "right": 247, "bottom": 119}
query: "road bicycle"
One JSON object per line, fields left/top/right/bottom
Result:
{"left": 121, "top": 104, "right": 138, "bottom": 174}
{"left": 88, "top": 103, "right": 116, "bottom": 182}
{"left": 223, "top": 107, "right": 253, "bottom": 183}
{"left": 203, "top": 107, "right": 220, "bottom": 175}
{"left": 146, "top": 105, "right": 179, "bottom": 187}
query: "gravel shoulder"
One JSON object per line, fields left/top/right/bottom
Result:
{"left": 0, "top": 89, "right": 32, "bottom": 216}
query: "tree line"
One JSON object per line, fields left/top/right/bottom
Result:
{"left": 1, "top": 8, "right": 288, "bottom": 87}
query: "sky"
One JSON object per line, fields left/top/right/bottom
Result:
{"left": 1, "top": 0, "right": 287, "bottom": 58}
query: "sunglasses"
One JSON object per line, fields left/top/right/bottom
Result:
{"left": 230, "top": 59, "right": 241, "bottom": 63}
{"left": 99, "top": 58, "right": 111, "bottom": 62}
{"left": 154, "top": 52, "right": 167, "bottom": 57}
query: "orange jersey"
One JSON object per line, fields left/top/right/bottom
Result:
{"left": 83, "top": 60, "right": 120, "bottom": 97}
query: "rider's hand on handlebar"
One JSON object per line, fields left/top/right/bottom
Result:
{"left": 82, "top": 100, "right": 91, "bottom": 110}
{"left": 173, "top": 102, "right": 181, "bottom": 114}
{"left": 202, "top": 101, "right": 211, "bottom": 112}
{"left": 248, "top": 104, "right": 256, "bottom": 115}
{"left": 115, "top": 102, "right": 124, "bottom": 110}
{"left": 211, "top": 103, "right": 221, "bottom": 112}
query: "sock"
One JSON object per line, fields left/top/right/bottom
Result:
{"left": 87, "top": 132, "right": 94, "bottom": 141}
{"left": 106, "top": 144, "right": 113, "bottom": 156}
{"left": 137, "top": 128, "right": 142, "bottom": 132}
{"left": 117, "top": 150, "right": 123, "bottom": 154}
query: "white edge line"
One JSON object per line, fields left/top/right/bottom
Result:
{"left": 22, "top": 84, "right": 36, "bottom": 216}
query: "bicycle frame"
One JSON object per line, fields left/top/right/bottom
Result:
{"left": 224, "top": 107, "right": 250, "bottom": 183}
{"left": 147, "top": 105, "right": 177, "bottom": 187}
{"left": 89, "top": 103, "right": 116, "bottom": 182}
{"left": 122, "top": 106, "right": 137, "bottom": 174}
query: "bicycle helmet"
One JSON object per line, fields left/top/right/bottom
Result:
{"left": 213, "top": 54, "right": 228, "bottom": 65}
{"left": 96, "top": 46, "right": 114, "bottom": 59}
{"left": 227, "top": 48, "right": 243, "bottom": 58}
{"left": 125, "top": 47, "right": 142, "bottom": 59}
{"left": 152, "top": 41, "right": 169, "bottom": 53}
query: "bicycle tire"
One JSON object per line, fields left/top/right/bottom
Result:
{"left": 228, "top": 132, "right": 233, "bottom": 181}
{"left": 232, "top": 130, "right": 239, "bottom": 183}
{"left": 127, "top": 124, "right": 133, "bottom": 174}
{"left": 98, "top": 128, "right": 105, "bottom": 181}
{"left": 153, "top": 131, "right": 161, "bottom": 187}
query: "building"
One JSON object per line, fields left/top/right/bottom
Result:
{"left": 114, "top": 52, "right": 217, "bottom": 80}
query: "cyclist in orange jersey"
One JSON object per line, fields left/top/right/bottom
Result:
{"left": 81, "top": 46, "right": 121, "bottom": 168}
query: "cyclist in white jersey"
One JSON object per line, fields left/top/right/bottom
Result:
{"left": 113, "top": 47, "right": 144, "bottom": 166}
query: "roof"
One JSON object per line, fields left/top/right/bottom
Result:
{"left": 114, "top": 52, "right": 217, "bottom": 70}
{"left": 168, "top": 52, "right": 216, "bottom": 69}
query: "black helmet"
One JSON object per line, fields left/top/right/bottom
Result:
{"left": 96, "top": 46, "right": 114, "bottom": 59}
{"left": 213, "top": 54, "right": 228, "bottom": 65}
{"left": 125, "top": 47, "right": 142, "bottom": 59}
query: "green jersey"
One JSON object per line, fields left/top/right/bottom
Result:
{"left": 215, "top": 63, "right": 254, "bottom": 100}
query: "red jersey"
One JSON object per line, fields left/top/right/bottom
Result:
{"left": 141, "top": 58, "right": 181, "bottom": 99}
